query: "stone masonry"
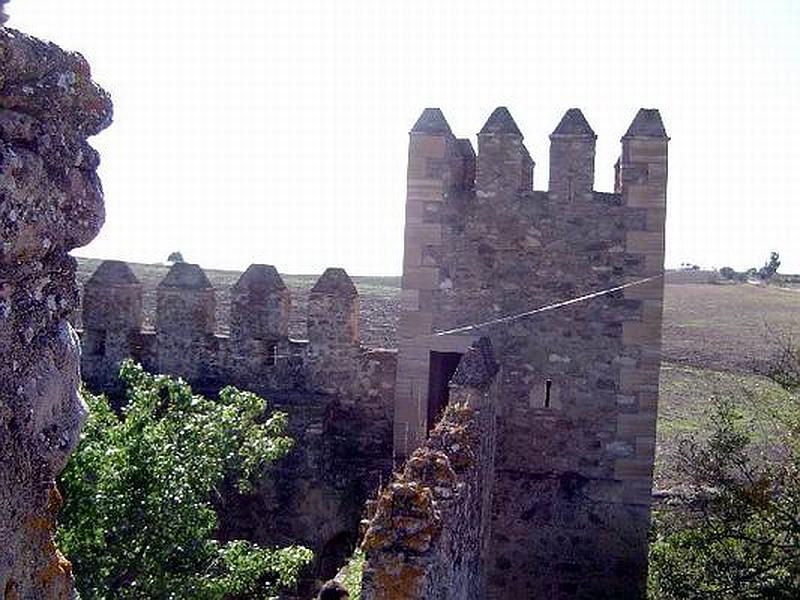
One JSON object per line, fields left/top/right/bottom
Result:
{"left": 0, "top": 14, "right": 113, "bottom": 600}
{"left": 394, "top": 106, "right": 668, "bottom": 598}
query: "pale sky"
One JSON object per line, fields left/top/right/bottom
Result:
{"left": 9, "top": 0, "right": 800, "bottom": 275}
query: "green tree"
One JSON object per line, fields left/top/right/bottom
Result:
{"left": 758, "top": 251, "right": 781, "bottom": 280}
{"left": 58, "top": 361, "right": 312, "bottom": 599}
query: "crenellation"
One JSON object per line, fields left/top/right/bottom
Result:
{"left": 156, "top": 262, "right": 216, "bottom": 335}
{"left": 155, "top": 262, "right": 218, "bottom": 383}
{"left": 79, "top": 261, "right": 385, "bottom": 399}
{"left": 83, "top": 260, "right": 143, "bottom": 330}
{"left": 230, "top": 264, "right": 290, "bottom": 342}
{"left": 307, "top": 267, "right": 360, "bottom": 395}
{"left": 548, "top": 108, "right": 597, "bottom": 202}
{"left": 82, "top": 260, "right": 144, "bottom": 390}
{"left": 476, "top": 106, "right": 534, "bottom": 195}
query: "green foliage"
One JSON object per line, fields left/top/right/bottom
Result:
{"left": 167, "top": 251, "right": 185, "bottom": 263}
{"left": 58, "top": 361, "right": 313, "bottom": 599}
{"left": 717, "top": 267, "right": 747, "bottom": 282}
{"left": 649, "top": 393, "right": 800, "bottom": 599}
{"left": 340, "top": 548, "right": 365, "bottom": 599}
{"left": 766, "top": 335, "right": 800, "bottom": 392}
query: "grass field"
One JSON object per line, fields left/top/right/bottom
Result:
{"left": 75, "top": 258, "right": 800, "bottom": 488}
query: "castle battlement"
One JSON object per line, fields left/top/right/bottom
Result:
{"left": 80, "top": 260, "right": 390, "bottom": 402}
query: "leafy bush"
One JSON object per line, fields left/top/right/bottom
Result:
{"left": 765, "top": 335, "right": 800, "bottom": 392}
{"left": 649, "top": 388, "right": 800, "bottom": 598}
{"left": 340, "top": 548, "right": 365, "bottom": 599}
{"left": 58, "top": 361, "right": 313, "bottom": 599}
{"left": 717, "top": 267, "right": 747, "bottom": 282}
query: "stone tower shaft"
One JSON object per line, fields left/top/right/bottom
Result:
{"left": 393, "top": 105, "right": 669, "bottom": 598}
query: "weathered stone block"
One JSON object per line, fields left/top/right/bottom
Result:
{"left": 614, "top": 458, "right": 654, "bottom": 481}
{"left": 617, "top": 413, "right": 657, "bottom": 438}
{"left": 625, "top": 184, "right": 667, "bottom": 208}
{"left": 402, "top": 267, "right": 439, "bottom": 291}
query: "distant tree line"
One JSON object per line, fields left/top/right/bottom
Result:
{"left": 718, "top": 251, "right": 782, "bottom": 282}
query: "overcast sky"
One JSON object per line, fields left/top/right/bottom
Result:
{"left": 9, "top": 0, "right": 800, "bottom": 274}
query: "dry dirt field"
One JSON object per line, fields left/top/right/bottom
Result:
{"left": 75, "top": 258, "right": 800, "bottom": 488}
{"left": 662, "top": 282, "right": 800, "bottom": 373}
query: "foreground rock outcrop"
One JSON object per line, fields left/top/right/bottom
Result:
{"left": 0, "top": 11, "right": 112, "bottom": 597}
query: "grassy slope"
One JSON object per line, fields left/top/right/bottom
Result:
{"left": 655, "top": 362, "right": 796, "bottom": 488}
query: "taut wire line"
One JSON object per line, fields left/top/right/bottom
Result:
{"left": 432, "top": 274, "right": 663, "bottom": 337}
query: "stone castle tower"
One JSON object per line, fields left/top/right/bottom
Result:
{"left": 392, "top": 106, "right": 668, "bottom": 598}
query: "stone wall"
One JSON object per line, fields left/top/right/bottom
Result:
{"left": 0, "top": 19, "right": 112, "bottom": 600}
{"left": 395, "top": 106, "right": 668, "bottom": 598}
{"left": 360, "top": 339, "right": 499, "bottom": 600}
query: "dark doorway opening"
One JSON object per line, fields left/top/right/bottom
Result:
{"left": 427, "top": 351, "right": 463, "bottom": 431}
{"left": 316, "top": 531, "right": 356, "bottom": 582}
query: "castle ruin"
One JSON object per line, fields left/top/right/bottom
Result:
{"left": 75, "top": 105, "right": 667, "bottom": 598}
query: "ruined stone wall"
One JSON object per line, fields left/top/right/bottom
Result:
{"left": 0, "top": 19, "right": 112, "bottom": 599}
{"left": 361, "top": 339, "right": 498, "bottom": 600}
{"left": 395, "top": 107, "right": 668, "bottom": 598}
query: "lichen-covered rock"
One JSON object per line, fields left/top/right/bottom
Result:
{"left": 0, "top": 14, "right": 112, "bottom": 598}
{"left": 360, "top": 341, "right": 499, "bottom": 599}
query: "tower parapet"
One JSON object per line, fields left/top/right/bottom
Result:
{"left": 395, "top": 108, "right": 474, "bottom": 455}
{"left": 156, "top": 262, "right": 217, "bottom": 383}
{"left": 82, "top": 260, "right": 143, "bottom": 389}
{"left": 476, "top": 107, "right": 533, "bottom": 195}
{"left": 230, "top": 264, "right": 290, "bottom": 342}
{"left": 227, "top": 264, "right": 292, "bottom": 387}
{"left": 616, "top": 109, "right": 669, "bottom": 504}
{"left": 548, "top": 108, "right": 596, "bottom": 201}
{"left": 306, "top": 267, "right": 360, "bottom": 395}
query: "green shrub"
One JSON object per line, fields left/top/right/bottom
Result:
{"left": 648, "top": 394, "right": 800, "bottom": 599}
{"left": 58, "top": 361, "right": 313, "bottom": 599}
{"left": 340, "top": 548, "right": 365, "bottom": 599}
